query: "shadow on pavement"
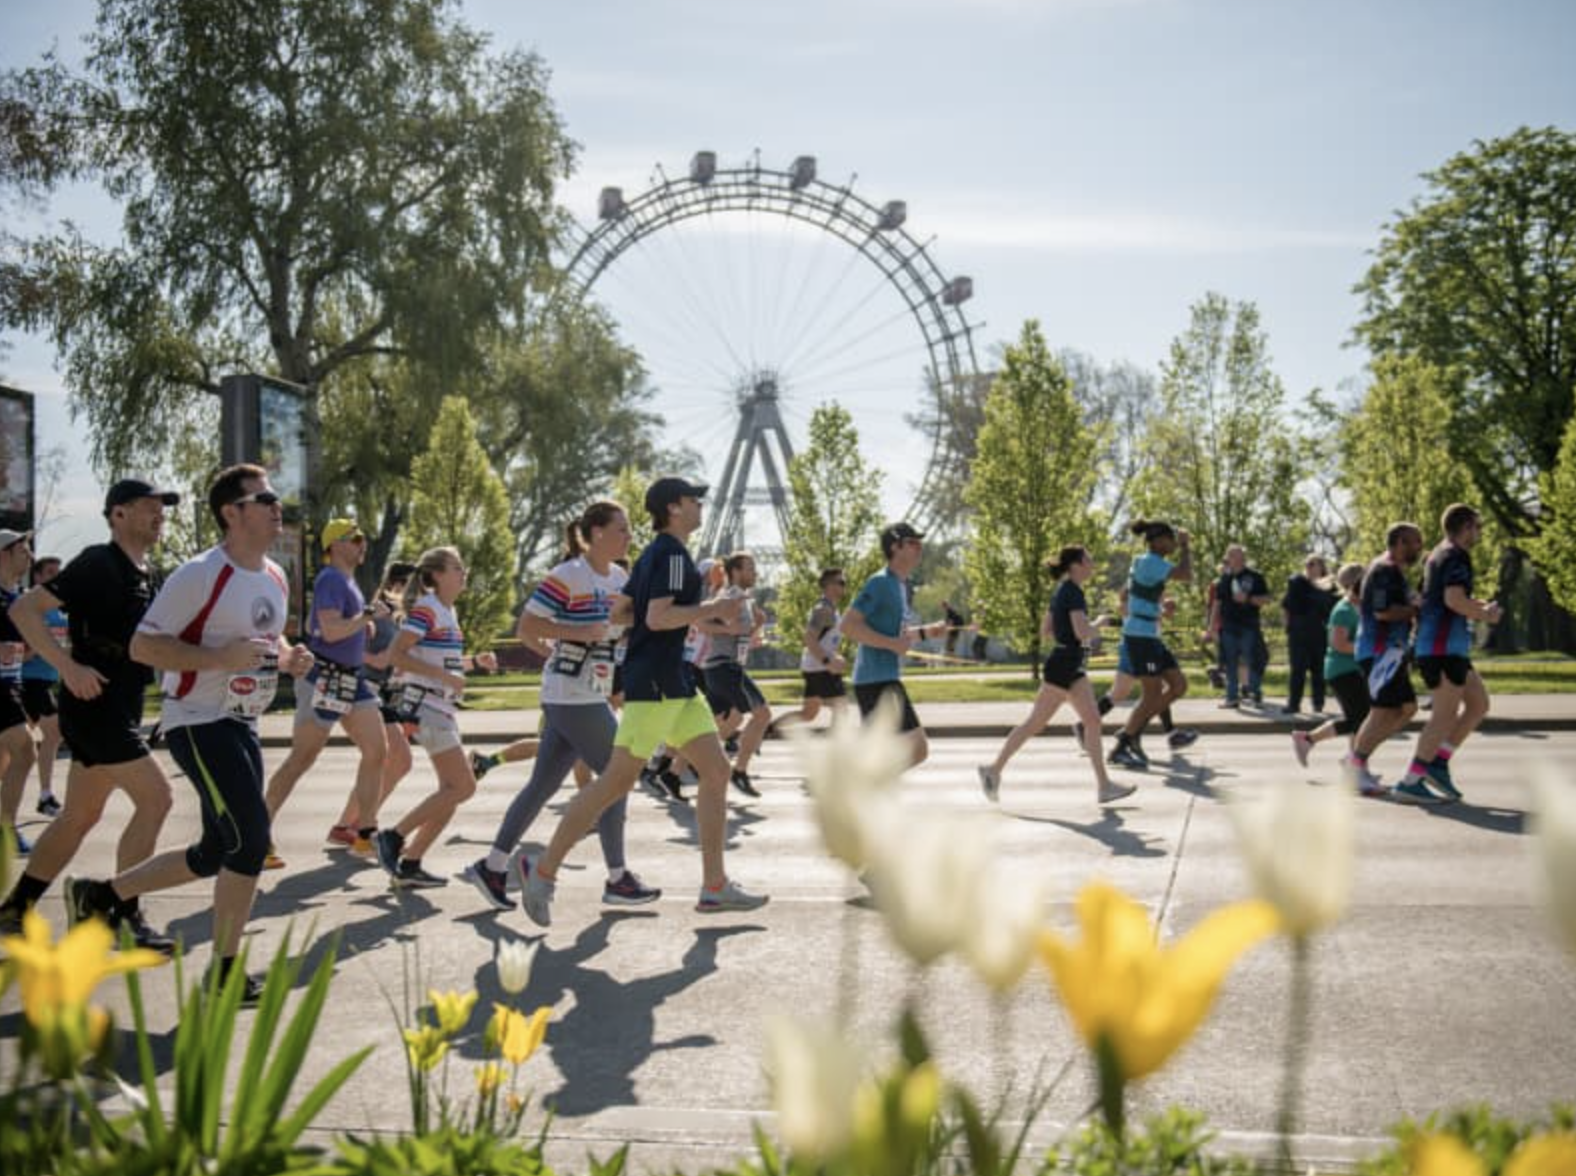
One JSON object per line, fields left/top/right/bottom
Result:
{"left": 1007, "top": 806, "right": 1168, "bottom": 858}
{"left": 1423, "top": 801, "right": 1526, "bottom": 835}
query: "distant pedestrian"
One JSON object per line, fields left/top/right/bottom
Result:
{"left": 1214, "top": 544, "right": 1271, "bottom": 708}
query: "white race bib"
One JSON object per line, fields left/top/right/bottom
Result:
{"left": 224, "top": 652, "right": 279, "bottom": 717}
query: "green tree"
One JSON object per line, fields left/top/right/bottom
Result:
{"left": 0, "top": 0, "right": 572, "bottom": 478}
{"left": 610, "top": 463, "right": 657, "bottom": 566}
{"left": 1340, "top": 355, "right": 1495, "bottom": 563}
{"left": 1529, "top": 410, "right": 1576, "bottom": 616}
{"left": 778, "top": 403, "right": 884, "bottom": 654}
{"left": 1129, "top": 293, "right": 1310, "bottom": 625}
{"left": 404, "top": 397, "right": 514, "bottom": 649}
{"left": 1354, "top": 127, "right": 1576, "bottom": 539}
{"left": 963, "top": 320, "right": 1102, "bottom": 668}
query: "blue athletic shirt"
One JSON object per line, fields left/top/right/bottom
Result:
{"left": 1414, "top": 541, "right": 1473, "bottom": 658}
{"left": 1122, "top": 552, "right": 1173, "bottom": 638}
{"left": 1356, "top": 555, "right": 1414, "bottom": 662}
{"left": 851, "top": 568, "right": 908, "bottom": 685}
{"left": 21, "top": 607, "right": 67, "bottom": 684}
{"left": 621, "top": 531, "right": 702, "bottom": 701}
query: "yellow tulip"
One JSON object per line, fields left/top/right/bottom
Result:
{"left": 475, "top": 1062, "right": 505, "bottom": 1095}
{"left": 426, "top": 988, "right": 477, "bottom": 1036}
{"left": 1409, "top": 1131, "right": 1576, "bottom": 1176}
{"left": 491, "top": 1003, "right": 551, "bottom": 1066}
{"left": 0, "top": 908, "right": 165, "bottom": 1030}
{"left": 402, "top": 1024, "right": 449, "bottom": 1072}
{"left": 1037, "top": 882, "right": 1279, "bottom": 1083}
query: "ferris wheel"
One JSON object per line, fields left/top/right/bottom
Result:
{"left": 560, "top": 150, "right": 982, "bottom": 558}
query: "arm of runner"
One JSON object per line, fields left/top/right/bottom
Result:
{"left": 387, "top": 629, "right": 465, "bottom": 694}
{"left": 840, "top": 607, "right": 916, "bottom": 655}
{"left": 1070, "top": 608, "right": 1103, "bottom": 644}
{"left": 1330, "top": 619, "right": 1357, "bottom": 655}
{"left": 1167, "top": 531, "right": 1194, "bottom": 583}
{"left": 277, "top": 637, "right": 315, "bottom": 676}
{"left": 315, "top": 609, "right": 369, "bottom": 643}
{"left": 1444, "top": 584, "right": 1502, "bottom": 623}
{"left": 646, "top": 594, "right": 735, "bottom": 632}
{"left": 9, "top": 585, "right": 106, "bottom": 699}
{"left": 517, "top": 611, "right": 613, "bottom": 644}
{"left": 130, "top": 631, "right": 273, "bottom": 673}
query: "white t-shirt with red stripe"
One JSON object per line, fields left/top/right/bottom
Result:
{"left": 137, "top": 545, "right": 289, "bottom": 731}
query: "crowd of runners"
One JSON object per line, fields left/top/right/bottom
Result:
{"left": 0, "top": 465, "right": 1502, "bottom": 999}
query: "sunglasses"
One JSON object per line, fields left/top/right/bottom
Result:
{"left": 334, "top": 533, "right": 367, "bottom": 544}
{"left": 230, "top": 491, "right": 282, "bottom": 508}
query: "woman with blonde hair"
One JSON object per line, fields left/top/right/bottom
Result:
{"left": 372, "top": 546, "right": 496, "bottom": 887}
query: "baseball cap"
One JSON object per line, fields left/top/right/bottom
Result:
{"left": 104, "top": 478, "right": 181, "bottom": 516}
{"left": 644, "top": 476, "right": 709, "bottom": 516}
{"left": 880, "top": 521, "right": 925, "bottom": 557}
{"left": 320, "top": 518, "right": 365, "bottom": 550}
{"left": 0, "top": 528, "right": 33, "bottom": 551}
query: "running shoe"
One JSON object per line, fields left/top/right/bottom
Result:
{"left": 1107, "top": 744, "right": 1145, "bottom": 770}
{"left": 462, "top": 859, "right": 513, "bottom": 911}
{"left": 10, "top": 826, "right": 32, "bottom": 856}
{"left": 639, "top": 766, "right": 668, "bottom": 801}
{"left": 470, "top": 751, "right": 496, "bottom": 781}
{"left": 518, "top": 857, "right": 555, "bottom": 928}
{"left": 36, "top": 794, "right": 61, "bottom": 818}
{"left": 724, "top": 733, "right": 741, "bottom": 756}
{"left": 658, "top": 770, "right": 688, "bottom": 803}
{"left": 977, "top": 765, "right": 1001, "bottom": 803}
{"left": 326, "top": 824, "right": 357, "bottom": 847}
{"left": 393, "top": 861, "right": 446, "bottom": 889}
{"left": 1219, "top": 699, "right": 1240, "bottom": 709}
{"left": 374, "top": 828, "right": 405, "bottom": 877}
{"left": 1392, "top": 780, "right": 1445, "bottom": 806}
{"left": 730, "top": 769, "right": 761, "bottom": 798}
{"left": 1424, "top": 759, "right": 1461, "bottom": 801}
{"left": 1291, "top": 730, "right": 1312, "bottom": 768}
{"left": 63, "top": 876, "right": 115, "bottom": 929}
{"left": 1167, "top": 728, "right": 1200, "bottom": 749}
{"left": 1098, "top": 781, "right": 1137, "bottom": 805}
{"left": 604, "top": 871, "right": 662, "bottom": 905}
{"left": 122, "top": 906, "right": 176, "bottom": 956}
{"left": 262, "top": 846, "right": 285, "bottom": 871}
{"left": 349, "top": 835, "right": 375, "bottom": 858}
{"left": 205, "top": 963, "right": 266, "bottom": 1009}
{"left": 0, "top": 899, "right": 27, "bottom": 936}
{"left": 696, "top": 879, "right": 770, "bottom": 913}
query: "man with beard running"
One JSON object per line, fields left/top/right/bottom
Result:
{"left": 1, "top": 481, "right": 180, "bottom": 949}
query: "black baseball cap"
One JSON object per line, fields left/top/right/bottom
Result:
{"left": 880, "top": 521, "right": 925, "bottom": 557}
{"left": 644, "top": 476, "right": 709, "bottom": 516}
{"left": 105, "top": 478, "right": 181, "bottom": 516}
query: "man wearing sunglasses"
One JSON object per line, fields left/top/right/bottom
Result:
{"left": 263, "top": 516, "right": 386, "bottom": 862}
{"left": 66, "top": 464, "right": 314, "bottom": 1002}
{"left": 1, "top": 480, "right": 179, "bottom": 948}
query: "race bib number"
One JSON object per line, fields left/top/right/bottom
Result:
{"left": 1368, "top": 645, "right": 1407, "bottom": 696}
{"left": 311, "top": 663, "right": 360, "bottom": 715}
{"left": 395, "top": 680, "right": 433, "bottom": 724}
{"left": 225, "top": 652, "right": 279, "bottom": 717}
{"left": 548, "top": 642, "right": 589, "bottom": 678}
{"left": 588, "top": 647, "right": 615, "bottom": 696}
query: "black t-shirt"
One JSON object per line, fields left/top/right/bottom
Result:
{"left": 1216, "top": 568, "right": 1269, "bottom": 629}
{"left": 0, "top": 583, "right": 22, "bottom": 690}
{"left": 621, "top": 531, "right": 702, "bottom": 701}
{"left": 1282, "top": 573, "right": 1337, "bottom": 632}
{"left": 46, "top": 542, "right": 157, "bottom": 712}
{"left": 1049, "top": 579, "right": 1086, "bottom": 651}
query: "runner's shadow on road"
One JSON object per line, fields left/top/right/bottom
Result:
{"left": 1161, "top": 759, "right": 1219, "bottom": 798}
{"left": 1005, "top": 806, "right": 1167, "bottom": 858}
{"left": 447, "top": 911, "right": 764, "bottom": 1117}
{"left": 1423, "top": 801, "right": 1526, "bottom": 835}
{"left": 655, "top": 797, "right": 768, "bottom": 850}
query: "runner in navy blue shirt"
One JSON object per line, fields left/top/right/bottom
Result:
{"left": 519, "top": 476, "right": 769, "bottom": 927}
{"left": 1395, "top": 504, "right": 1501, "bottom": 801}
{"left": 1345, "top": 522, "right": 1424, "bottom": 800}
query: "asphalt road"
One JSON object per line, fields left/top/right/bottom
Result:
{"left": 5, "top": 728, "right": 1574, "bottom": 1173}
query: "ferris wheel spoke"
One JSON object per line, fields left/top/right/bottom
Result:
{"left": 640, "top": 222, "right": 754, "bottom": 376}
{"left": 784, "top": 300, "right": 918, "bottom": 387}
{"left": 601, "top": 258, "right": 743, "bottom": 391}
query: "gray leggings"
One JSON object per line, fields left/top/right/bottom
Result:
{"left": 490, "top": 702, "right": 626, "bottom": 870}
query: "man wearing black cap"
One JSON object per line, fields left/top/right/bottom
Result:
{"left": 841, "top": 522, "right": 948, "bottom": 766}
{"left": 518, "top": 475, "right": 770, "bottom": 925}
{"left": 0, "top": 479, "right": 180, "bottom": 949}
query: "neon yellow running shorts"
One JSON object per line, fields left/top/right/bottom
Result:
{"left": 613, "top": 696, "right": 719, "bottom": 760}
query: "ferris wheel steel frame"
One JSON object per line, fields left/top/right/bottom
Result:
{"left": 561, "top": 152, "right": 981, "bottom": 551}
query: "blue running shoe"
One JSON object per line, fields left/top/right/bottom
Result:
{"left": 1424, "top": 759, "right": 1460, "bottom": 801}
{"left": 1392, "top": 780, "right": 1444, "bottom": 806}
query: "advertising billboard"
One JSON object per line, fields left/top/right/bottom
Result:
{"left": 0, "top": 385, "right": 35, "bottom": 532}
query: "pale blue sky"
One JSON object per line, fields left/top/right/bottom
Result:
{"left": 4, "top": 0, "right": 1575, "bottom": 557}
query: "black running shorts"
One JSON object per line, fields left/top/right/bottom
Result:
{"left": 853, "top": 680, "right": 921, "bottom": 732}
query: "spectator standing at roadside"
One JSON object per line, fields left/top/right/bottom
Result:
{"left": 1214, "top": 545, "right": 1272, "bottom": 708}
{"left": 1281, "top": 555, "right": 1336, "bottom": 715}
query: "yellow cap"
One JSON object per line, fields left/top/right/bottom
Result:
{"left": 320, "top": 518, "right": 364, "bottom": 551}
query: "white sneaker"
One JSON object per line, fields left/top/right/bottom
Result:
{"left": 696, "top": 879, "right": 770, "bottom": 913}
{"left": 1098, "top": 781, "right": 1137, "bottom": 805}
{"left": 977, "top": 765, "right": 1001, "bottom": 803}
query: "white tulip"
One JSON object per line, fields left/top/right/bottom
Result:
{"left": 765, "top": 1015, "right": 865, "bottom": 1158}
{"left": 496, "top": 937, "right": 539, "bottom": 995}
{"left": 864, "top": 810, "right": 992, "bottom": 966}
{"left": 1530, "top": 760, "right": 1576, "bottom": 957}
{"left": 1228, "top": 782, "right": 1353, "bottom": 938}
{"left": 792, "top": 703, "right": 910, "bottom": 869}
{"left": 963, "top": 860, "right": 1047, "bottom": 992}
